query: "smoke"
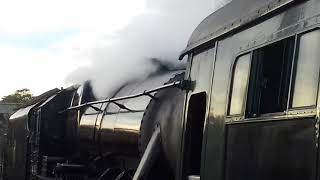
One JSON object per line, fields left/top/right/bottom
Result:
{"left": 66, "top": 0, "right": 231, "bottom": 99}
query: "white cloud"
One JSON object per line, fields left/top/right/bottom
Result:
{"left": 0, "top": 0, "right": 146, "bottom": 35}
{"left": 0, "top": 46, "right": 89, "bottom": 97}
{"left": 0, "top": 0, "right": 146, "bottom": 98}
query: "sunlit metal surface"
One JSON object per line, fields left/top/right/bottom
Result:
{"left": 77, "top": 72, "right": 183, "bottom": 155}
{"left": 177, "top": 47, "right": 216, "bottom": 179}
{"left": 4, "top": 0, "right": 320, "bottom": 179}
{"left": 183, "top": 0, "right": 320, "bottom": 179}
{"left": 133, "top": 126, "right": 161, "bottom": 180}
{"left": 140, "top": 86, "right": 185, "bottom": 172}
{"left": 179, "top": 0, "right": 306, "bottom": 58}
{"left": 64, "top": 80, "right": 182, "bottom": 112}
{"left": 6, "top": 104, "right": 37, "bottom": 180}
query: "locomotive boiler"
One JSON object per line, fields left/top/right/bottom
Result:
{"left": 6, "top": 68, "right": 186, "bottom": 180}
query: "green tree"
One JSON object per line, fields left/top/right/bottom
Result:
{"left": 1, "top": 88, "right": 33, "bottom": 104}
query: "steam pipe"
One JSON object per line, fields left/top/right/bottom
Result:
{"left": 133, "top": 126, "right": 161, "bottom": 180}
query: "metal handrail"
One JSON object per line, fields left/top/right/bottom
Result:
{"left": 59, "top": 80, "right": 187, "bottom": 114}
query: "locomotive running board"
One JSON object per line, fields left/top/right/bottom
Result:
{"left": 59, "top": 79, "right": 191, "bottom": 114}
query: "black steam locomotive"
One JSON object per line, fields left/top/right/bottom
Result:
{"left": 6, "top": 67, "right": 186, "bottom": 179}
{"left": 5, "top": 0, "right": 320, "bottom": 179}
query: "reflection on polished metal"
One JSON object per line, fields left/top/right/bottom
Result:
{"left": 6, "top": 104, "right": 37, "bottom": 180}
{"left": 188, "top": 175, "right": 200, "bottom": 180}
{"left": 182, "top": 0, "right": 320, "bottom": 179}
{"left": 62, "top": 80, "right": 183, "bottom": 113}
{"left": 133, "top": 126, "right": 161, "bottom": 180}
{"left": 77, "top": 72, "right": 185, "bottom": 156}
{"left": 179, "top": 0, "right": 306, "bottom": 59}
{"left": 6, "top": 0, "right": 320, "bottom": 178}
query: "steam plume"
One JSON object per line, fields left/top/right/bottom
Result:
{"left": 66, "top": 0, "right": 231, "bottom": 98}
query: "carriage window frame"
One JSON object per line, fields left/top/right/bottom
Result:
{"left": 227, "top": 53, "right": 252, "bottom": 116}
{"left": 227, "top": 28, "right": 320, "bottom": 121}
{"left": 289, "top": 30, "right": 320, "bottom": 109}
{"left": 245, "top": 36, "right": 295, "bottom": 118}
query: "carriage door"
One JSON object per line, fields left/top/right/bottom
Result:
{"left": 226, "top": 30, "right": 320, "bottom": 180}
{"left": 181, "top": 47, "right": 216, "bottom": 180}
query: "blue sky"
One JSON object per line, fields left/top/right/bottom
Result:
{"left": 0, "top": 31, "right": 76, "bottom": 49}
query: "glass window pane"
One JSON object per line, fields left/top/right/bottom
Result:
{"left": 245, "top": 38, "right": 294, "bottom": 117}
{"left": 292, "top": 30, "right": 320, "bottom": 108}
{"left": 229, "top": 54, "right": 251, "bottom": 115}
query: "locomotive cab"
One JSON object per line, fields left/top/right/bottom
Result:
{"left": 178, "top": 0, "right": 320, "bottom": 180}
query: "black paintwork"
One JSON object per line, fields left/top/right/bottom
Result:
{"left": 4, "top": 0, "right": 320, "bottom": 179}
{"left": 180, "top": 0, "right": 320, "bottom": 180}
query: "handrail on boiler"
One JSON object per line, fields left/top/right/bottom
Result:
{"left": 59, "top": 79, "right": 190, "bottom": 114}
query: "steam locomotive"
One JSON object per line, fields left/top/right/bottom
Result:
{"left": 5, "top": 0, "right": 320, "bottom": 179}
{"left": 5, "top": 66, "right": 186, "bottom": 180}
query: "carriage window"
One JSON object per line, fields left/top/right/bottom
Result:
{"left": 291, "top": 30, "right": 320, "bottom": 108}
{"left": 228, "top": 54, "right": 251, "bottom": 115}
{"left": 246, "top": 37, "right": 294, "bottom": 117}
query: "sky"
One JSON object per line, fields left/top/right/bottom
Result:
{"left": 0, "top": 0, "right": 231, "bottom": 98}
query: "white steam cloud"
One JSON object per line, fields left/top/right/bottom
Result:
{"left": 66, "top": 0, "right": 231, "bottom": 98}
